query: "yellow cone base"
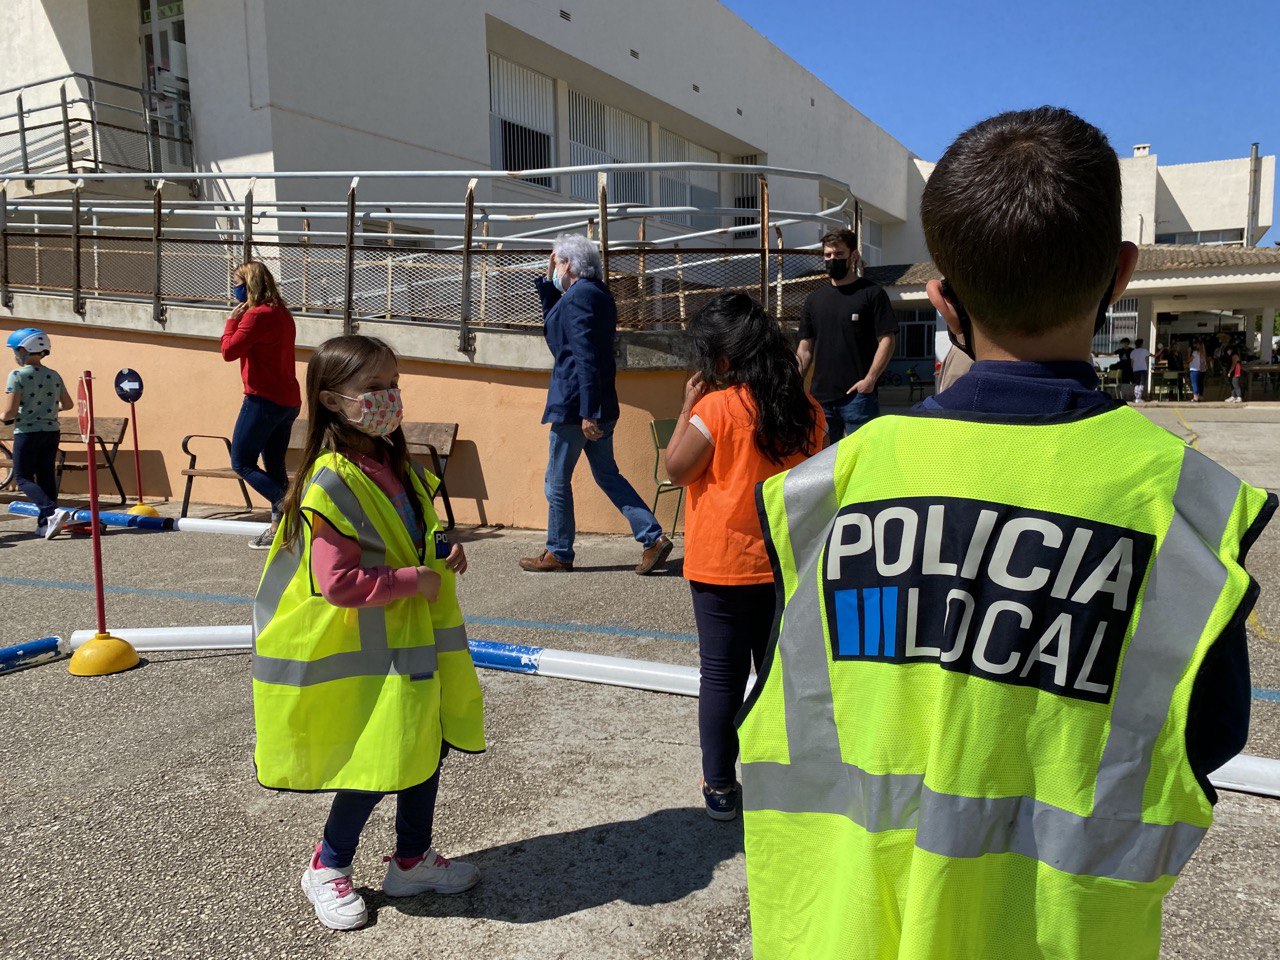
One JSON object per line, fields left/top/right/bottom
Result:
{"left": 127, "top": 504, "right": 161, "bottom": 518}
{"left": 68, "top": 633, "right": 141, "bottom": 676}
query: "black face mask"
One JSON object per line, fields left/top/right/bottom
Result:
{"left": 824, "top": 258, "right": 850, "bottom": 281}
{"left": 940, "top": 272, "right": 1118, "bottom": 361}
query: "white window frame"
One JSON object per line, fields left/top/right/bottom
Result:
{"left": 658, "top": 130, "right": 719, "bottom": 230}
{"left": 567, "top": 90, "right": 649, "bottom": 204}
{"left": 488, "top": 54, "right": 557, "bottom": 191}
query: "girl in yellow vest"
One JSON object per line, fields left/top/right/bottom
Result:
{"left": 251, "top": 335, "right": 485, "bottom": 931}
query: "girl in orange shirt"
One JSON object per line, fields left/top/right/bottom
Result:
{"left": 665, "top": 293, "right": 825, "bottom": 820}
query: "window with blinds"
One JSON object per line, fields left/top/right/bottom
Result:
{"left": 567, "top": 91, "right": 649, "bottom": 204}
{"left": 658, "top": 130, "right": 719, "bottom": 230}
{"left": 861, "top": 217, "right": 883, "bottom": 267}
{"left": 733, "top": 154, "right": 760, "bottom": 237}
{"left": 488, "top": 54, "right": 556, "bottom": 189}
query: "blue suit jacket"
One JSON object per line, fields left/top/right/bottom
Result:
{"left": 536, "top": 276, "right": 621, "bottom": 425}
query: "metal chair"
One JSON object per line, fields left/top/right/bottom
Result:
{"left": 649, "top": 418, "right": 684, "bottom": 534}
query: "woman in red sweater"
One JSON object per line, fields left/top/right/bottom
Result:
{"left": 221, "top": 260, "right": 302, "bottom": 549}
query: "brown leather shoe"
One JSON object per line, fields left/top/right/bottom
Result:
{"left": 636, "top": 535, "right": 674, "bottom": 575}
{"left": 519, "top": 550, "right": 574, "bottom": 573}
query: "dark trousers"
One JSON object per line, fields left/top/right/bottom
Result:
{"left": 230, "top": 395, "right": 299, "bottom": 517}
{"left": 690, "top": 581, "right": 775, "bottom": 789}
{"left": 12, "top": 430, "right": 60, "bottom": 524}
{"left": 319, "top": 751, "right": 446, "bottom": 869}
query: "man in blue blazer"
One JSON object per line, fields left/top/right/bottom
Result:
{"left": 519, "top": 234, "right": 673, "bottom": 574}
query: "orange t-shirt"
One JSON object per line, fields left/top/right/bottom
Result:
{"left": 683, "top": 385, "right": 826, "bottom": 586}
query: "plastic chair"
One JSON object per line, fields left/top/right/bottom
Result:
{"left": 650, "top": 418, "right": 685, "bottom": 534}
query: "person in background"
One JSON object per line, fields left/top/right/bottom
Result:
{"left": 796, "top": 228, "right": 897, "bottom": 440}
{"left": 1228, "top": 352, "right": 1244, "bottom": 403}
{"left": 252, "top": 335, "right": 483, "bottom": 931}
{"left": 1115, "top": 336, "right": 1134, "bottom": 397}
{"left": 3, "top": 327, "right": 74, "bottom": 539}
{"left": 221, "top": 260, "right": 302, "bottom": 550}
{"left": 1189, "top": 340, "right": 1207, "bottom": 402}
{"left": 663, "top": 294, "right": 824, "bottom": 822}
{"left": 1131, "top": 337, "right": 1150, "bottom": 403}
{"left": 519, "top": 234, "right": 673, "bottom": 575}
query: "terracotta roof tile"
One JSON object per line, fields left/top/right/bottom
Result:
{"left": 868, "top": 244, "right": 1280, "bottom": 288}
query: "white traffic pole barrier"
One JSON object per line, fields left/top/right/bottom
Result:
{"left": 69, "top": 625, "right": 253, "bottom": 651}
{"left": 171, "top": 518, "right": 270, "bottom": 536}
{"left": 60, "top": 628, "right": 1280, "bottom": 799}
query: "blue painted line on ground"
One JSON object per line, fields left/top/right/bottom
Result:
{"left": 0, "top": 576, "right": 248, "bottom": 606}
{"left": 1255, "top": 688, "right": 1280, "bottom": 703}
{"left": 467, "top": 615, "right": 697, "bottom": 643}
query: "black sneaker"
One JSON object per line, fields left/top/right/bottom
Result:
{"left": 702, "top": 780, "right": 741, "bottom": 822}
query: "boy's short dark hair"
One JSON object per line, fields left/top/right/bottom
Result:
{"left": 820, "top": 228, "right": 858, "bottom": 252}
{"left": 921, "top": 106, "right": 1121, "bottom": 337}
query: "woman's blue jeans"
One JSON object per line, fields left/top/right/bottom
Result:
{"left": 230, "top": 395, "right": 300, "bottom": 516}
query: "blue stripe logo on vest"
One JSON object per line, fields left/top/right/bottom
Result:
{"left": 834, "top": 587, "right": 898, "bottom": 658}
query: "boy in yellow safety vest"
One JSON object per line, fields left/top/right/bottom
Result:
{"left": 739, "top": 107, "right": 1275, "bottom": 959}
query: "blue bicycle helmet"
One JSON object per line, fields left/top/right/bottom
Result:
{"left": 6, "top": 327, "right": 51, "bottom": 355}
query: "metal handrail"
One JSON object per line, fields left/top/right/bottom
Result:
{"left": 0, "top": 71, "right": 173, "bottom": 101}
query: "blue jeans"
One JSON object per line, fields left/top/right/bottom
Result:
{"left": 545, "top": 419, "right": 663, "bottom": 563}
{"left": 1190, "top": 371, "right": 1205, "bottom": 397}
{"left": 231, "top": 395, "right": 300, "bottom": 517}
{"left": 822, "top": 391, "right": 880, "bottom": 442}
{"left": 319, "top": 754, "right": 445, "bottom": 869}
{"left": 12, "top": 430, "right": 60, "bottom": 524}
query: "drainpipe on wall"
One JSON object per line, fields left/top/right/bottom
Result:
{"left": 1246, "top": 142, "right": 1260, "bottom": 248}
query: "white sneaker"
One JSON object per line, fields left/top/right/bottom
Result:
{"left": 44, "top": 509, "right": 70, "bottom": 540}
{"left": 382, "top": 848, "right": 479, "bottom": 897}
{"left": 300, "top": 845, "right": 368, "bottom": 931}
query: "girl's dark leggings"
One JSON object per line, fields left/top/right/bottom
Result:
{"left": 690, "top": 580, "right": 775, "bottom": 789}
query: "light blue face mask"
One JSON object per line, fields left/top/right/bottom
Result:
{"left": 551, "top": 268, "right": 565, "bottom": 294}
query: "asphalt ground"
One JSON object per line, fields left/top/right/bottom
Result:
{"left": 1, "top": 403, "right": 1278, "bottom": 959}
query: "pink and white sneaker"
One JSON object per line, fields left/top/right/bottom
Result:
{"left": 300, "top": 844, "right": 368, "bottom": 930}
{"left": 382, "top": 848, "right": 480, "bottom": 897}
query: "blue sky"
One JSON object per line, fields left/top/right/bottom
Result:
{"left": 722, "top": 0, "right": 1277, "bottom": 245}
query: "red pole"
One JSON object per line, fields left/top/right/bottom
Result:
{"left": 82, "top": 372, "right": 108, "bottom": 636}
{"left": 129, "top": 401, "right": 144, "bottom": 504}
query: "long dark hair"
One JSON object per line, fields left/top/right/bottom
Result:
{"left": 689, "top": 293, "right": 819, "bottom": 465}
{"left": 278, "top": 335, "right": 422, "bottom": 551}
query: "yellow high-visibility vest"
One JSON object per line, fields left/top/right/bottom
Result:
{"left": 252, "top": 451, "right": 484, "bottom": 793}
{"left": 743, "top": 406, "right": 1274, "bottom": 960}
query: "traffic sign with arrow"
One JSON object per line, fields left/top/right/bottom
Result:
{"left": 114, "top": 369, "right": 144, "bottom": 404}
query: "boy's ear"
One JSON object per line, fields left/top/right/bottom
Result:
{"left": 926, "top": 279, "right": 963, "bottom": 338}
{"left": 1108, "top": 241, "right": 1140, "bottom": 305}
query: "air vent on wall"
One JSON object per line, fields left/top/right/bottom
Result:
{"left": 559, "top": 9, "right": 571, "bottom": 21}
{"left": 810, "top": 97, "right": 815, "bottom": 107}
{"left": 630, "top": 49, "right": 640, "bottom": 59}
{"left": 692, "top": 83, "right": 700, "bottom": 93}
{"left": 736, "top": 107, "right": 743, "bottom": 116}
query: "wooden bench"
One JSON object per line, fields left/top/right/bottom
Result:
{"left": 181, "top": 418, "right": 457, "bottom": 530}
{"left": 0, "top": 415, "right": 129, "bottom": 506}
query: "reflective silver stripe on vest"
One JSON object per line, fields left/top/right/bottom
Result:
{"left": 1094, "top": 446, "right": 1240, "bottom": 817}
{"left": 778, "top": 444, "right": 843, "bottom": 764}
{"left": 745, "top": 435, "right": 1239, "bottom": 883}
{"left": 434, "top": 623, "right": 469, "bottom": 653}
{"left": 744, "top": 760, "right": 1206, "bottom": 883}
{"left": 253, "top": 465, "right": 438, "bottom": 686}
{"left": 254, "top": 644, "right": 439, "bottom": 686}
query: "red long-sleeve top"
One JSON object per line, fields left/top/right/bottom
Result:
{"left": 220, "top": 304, "right": 302, "bottom": 408}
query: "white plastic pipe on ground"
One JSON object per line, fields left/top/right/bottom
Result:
{"left": 64, "top": 626, "right": 1280, "bottom": 799}
{"left": 172, "top": 518, "right": 270, "bottom": 536}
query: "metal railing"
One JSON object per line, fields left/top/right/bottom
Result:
{"left": 0, "top": 73, "right": 193, "bottom": 184}
{"left": 0, "top": 164, "right": 859, "bottom": 350}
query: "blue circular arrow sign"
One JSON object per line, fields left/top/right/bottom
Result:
{"left": 114, "top": 368, "right": 144, "bottom": 404}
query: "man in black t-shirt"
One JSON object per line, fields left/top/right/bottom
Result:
{"left": 797, "top": 228, "right": 898, "bottom": 440}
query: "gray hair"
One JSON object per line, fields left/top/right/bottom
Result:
{"left": 552, "top": 233, "right": 602, "bottom": 280}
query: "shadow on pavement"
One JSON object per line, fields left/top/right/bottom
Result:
{"left": 365, "top": 806, "right": 742, "bottom": 924}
